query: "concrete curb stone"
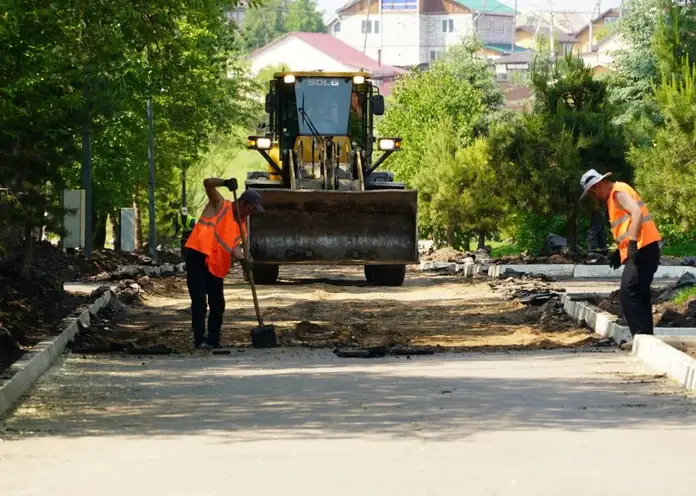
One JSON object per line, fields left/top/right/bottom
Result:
{"left": 632, "top": 335, "right": 696, "bottom": 391}
{"left": 488, "top": 264, "right": 696, "bottom": 279}
{"left": 0, "top": 290, "right": 116, "bottom": 418}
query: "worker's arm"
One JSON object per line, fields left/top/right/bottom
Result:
{"left": 615, "top": 191, "right": 643, "bottom": 241}
{"left": 203, "top": 178, "right": 226, "bottom": 210}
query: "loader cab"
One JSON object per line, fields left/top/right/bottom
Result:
{"left": 248, "top": 71, "right": 393, "bottom": 192}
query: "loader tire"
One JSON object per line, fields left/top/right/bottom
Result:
{"left": 364, "top": 264, "right": 406, "bottom": 287}
{"left": 247, "top": 264, "right": 279, "bottom": 285}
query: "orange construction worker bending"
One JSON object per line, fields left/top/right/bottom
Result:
{"left": 184, "top": 178, "right": 263, "bottom": 349}
{"left": 580, "top": 169, "right": 662, "bottom": 348}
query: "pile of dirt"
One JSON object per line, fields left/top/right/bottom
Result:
{"left": 0, "top": 268, "right": 89, "bottom": 375}
{"left": 494, "top": 251, "right": 590, "bottom": 265}
{"left": 422, "top": 247, "right": 468, "bottom": 263}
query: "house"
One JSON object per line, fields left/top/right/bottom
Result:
{"left": 516, "top": 10, "right": 591, "bottom": 35}
{"left": 574, "top": 8, "right": 621, "bottom": 53}
{"left": 326, "top": 0, "right": 517, "bottom": 67}
{"left": 515, "top": 25, "right": 579, "bottom": 55}
{"left": 246, "top": 32, "right": 405, "bottom": 95}
{"left": 579, "top": 31, "right": 625, "bottom": 75}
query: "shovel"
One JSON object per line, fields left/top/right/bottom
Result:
{"left": 231, "top": 188, "right": 277, "bottom": 348}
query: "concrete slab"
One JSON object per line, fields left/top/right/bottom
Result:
{"left": 491, "top": 264, "right": 696, "bottom": 280}
{"left": 2, "top": 350, "right": 696, "bottom": 495}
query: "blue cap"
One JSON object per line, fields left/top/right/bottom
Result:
{"left": 239, "top": 189, "right": 264, "bottom": 212}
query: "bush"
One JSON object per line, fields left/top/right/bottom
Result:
{"left": 508, "top": 211, "right": 597, "bottom": 254}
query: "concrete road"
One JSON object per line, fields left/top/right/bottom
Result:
{"left": 1, "top": 350, "right": 696, "bottom": 496}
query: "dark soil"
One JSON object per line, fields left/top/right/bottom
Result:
{"left": 588, "top": 290, "right": 696, "bottom": 328}
{"left": 0, "top": 241, "right": 182, "bottom": 375}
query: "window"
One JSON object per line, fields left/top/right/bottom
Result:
{"left": 442, "top": 19, "right": 454, "bottom": 33}
{"left": 360, "top": 21, "right": 379, "bottom": 33}
{"left": 493, "top": 19, "right": 505, "bottom": 34}
{"left": 381, "top": 0, "right": 417, "bottom": 10}
{"left": 430, "top": 50, "right": 440, "bottom": 61}
{"left": 333, "top": 22, "right": 341, "bottom": 33}
{"left": 604, "top": 16, "right": 618, "bottom": 25}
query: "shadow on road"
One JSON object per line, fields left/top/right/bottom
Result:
{"left": 2, "top": 351, "right": 693, "bottom": 442}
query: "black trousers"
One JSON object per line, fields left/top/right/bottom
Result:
{"left": 621, "top": 241, "right": 660, "bottom": 336}
{"left": 186, "top": 249, "right": 225, "bottom": 347}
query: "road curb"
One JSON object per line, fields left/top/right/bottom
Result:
{"left": 632, "top": 335, "right": 696, "bottom": 391}
{"left": 559, "top": 293, "right": 696, "bottom": 340}
{"left": 488, "top": 264, "right": 696, "bottom": 279}
{"left": 0, "top": 290, "right": 116, "bottom": 417}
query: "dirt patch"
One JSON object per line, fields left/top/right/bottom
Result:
{"left": 69, "top": 267, "right": 595, "bottom": 355}
{"left": 421, "top": 247, "right": 468, "bottom": 263}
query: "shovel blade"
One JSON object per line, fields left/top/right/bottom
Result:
{"left": 251, "top": 325, "right": 277, "bottom": 348}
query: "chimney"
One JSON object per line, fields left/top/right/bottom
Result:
{"left": 378, "top": 49, "right": 382, "bottom": 67}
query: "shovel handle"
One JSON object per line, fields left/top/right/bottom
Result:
{"left": 231, "top": 188, "right": 264, "bottom": 327}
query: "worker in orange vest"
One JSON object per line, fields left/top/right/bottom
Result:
{"left": 580, "top": 169, "right": 662, "bottom": 347}
{"left": 184, "top": 177, "right": 263, "bottom": 349}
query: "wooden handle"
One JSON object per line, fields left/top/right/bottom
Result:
{"left": 231, "top": 188, "right": 264, "bottom": 327}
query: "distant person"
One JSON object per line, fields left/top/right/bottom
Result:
{"left": 580, "top": 169, "right": 662, "bottom": 348}
{"left": 184, "top": 178, "right": 263, "bottom": 349}
{"left": 175, "top": 206, "right": 197, "bottom": 254}
{"left": 586, "top": 210, "right": 608, "bottom": 256}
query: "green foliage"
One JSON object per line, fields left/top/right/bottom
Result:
{"left": 492, "top": 54, "right": 629, "bottom": 248}
{"left": 672, "top": 286, "right": 696, "bottom": 304}
{"left": 630, "top": 57, "right": 696, "bottom": 234}
{"left": 662, "top": 240, "right": 696, "bottom": 257}
{"left": 378, "top": 45, "right": 486, "bottom": 184}
{"left": 0, "top": 0, "right": 258, "bottom": 261}
{"left": 414, "top": 119, "right": 507, "bottom": 248}
{"left": 243, "top": 0, "right": 326, "bottom": 51}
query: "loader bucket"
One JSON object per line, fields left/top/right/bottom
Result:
{"left": 248, "top": 190, "right": 418, "bottom": 264}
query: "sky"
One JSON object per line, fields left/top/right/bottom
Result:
{"left": 317, "top": 0, "right": 622, "bottom": 19}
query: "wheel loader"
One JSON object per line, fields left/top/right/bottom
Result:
{"left": 245, "top": 71, "right": 418, "bottom": 286}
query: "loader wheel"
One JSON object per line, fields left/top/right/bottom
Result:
{"left": 247, "top": 264, "right": 279, "bottom": 285}
{"left": 364, "top": 264, "right": 406, "bottom": 287}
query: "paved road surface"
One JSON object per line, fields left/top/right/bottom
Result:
{"left": 2, "top": 349, "right": 696, "bottom": 495}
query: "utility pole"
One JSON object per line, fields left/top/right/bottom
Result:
{"left": 511, "top": 0, "right": 517, "bottom": 54}
{"left": 81, "top": 110, "right": 92, "bottom": 257}
{"left": 181, "top": 166, "right": 187, "bottom": 207}
{"left": 363, "top": 0, "right": 372, "bottom": 54}
{"left": 146, "top": 98, "right": 157, "bottom": 261}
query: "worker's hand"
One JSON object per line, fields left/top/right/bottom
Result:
{"left": 239, "top": 258, "right": 253, "bottom": 273}
{"left": 627, "top": 240, "right": 639, "bottom": 265}
{"left": 224, "top": 178, "right": 238, "bottom": 192}
{"left": 609, "top": 250, "right": 622, "bottom": 270}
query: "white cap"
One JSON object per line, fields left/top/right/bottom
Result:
{"left": 580, "top": 169, "right": 612, "bottom": 199}
{"left": 181, "top": 207, "right": 188, "bottom": 215}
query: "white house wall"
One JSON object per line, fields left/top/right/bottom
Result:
{"left": 331, "top": 15, "right": 384, "bottom": 62}
{"left": 420, "top": 13, "right": 474, "bottom": 61}
{"left": 250, "top": 36, "right": 354, "bottom": 74}
{"left": 476, "top": 14, "right": 514, "bottom": 44}
{"left": 375, "top": 13, "right": 420, "bottom": 66}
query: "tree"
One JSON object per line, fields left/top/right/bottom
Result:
{"left": 378, "top": 61, "right": 485, "bottom": 185}
{"left": 439, "top": 37, "right": 504, "bottom": 136}
{"left": 415, "top": 120, "right": 507, "bottom": 248}
{"left": 285, "top": 0, "right": 325, "bottom": 32}
{"left": 492, "top": 54, "right": 629, "bottom": 249}
{"left": 243, "top": 0, "right": 326, "bottom": 51}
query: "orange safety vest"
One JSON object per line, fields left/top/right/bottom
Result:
{"left": 185, "top": 200, "right": 247, "bottom": 278}
{"left": 607, "top": 182, "right": 661, "bottom": 262}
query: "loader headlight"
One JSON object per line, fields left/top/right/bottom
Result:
{"left": 248, "top": 136, "right": 273, "bottom": 150}
{"left": 377, "top": 138, "right": 402, "bottom": 151}
{"left": 353, "top": 75, "right": 366, "bottom": 85}
{"left": 283, "top": 74, "right": 296, "bottom": 84}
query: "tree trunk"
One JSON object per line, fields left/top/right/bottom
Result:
{"left": 446, "top": 223, "right": 454, "bottom": 247}
{"left": 111, "top": 212, "right": 121, "bottom": 252}
{"left": 477, "top": 231, "right": 486, "bottom": 250}
{"left": 566, "top": 210, "right": 579, "bottom": 250}
{"left": 94, "top": 212, "right": 107, "bottom": 250}
{"left": 134, "top": 199, "right": 143, "bottom": 250}
{"left": 20, "top": 223, "right": 33, "bottom": 279}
